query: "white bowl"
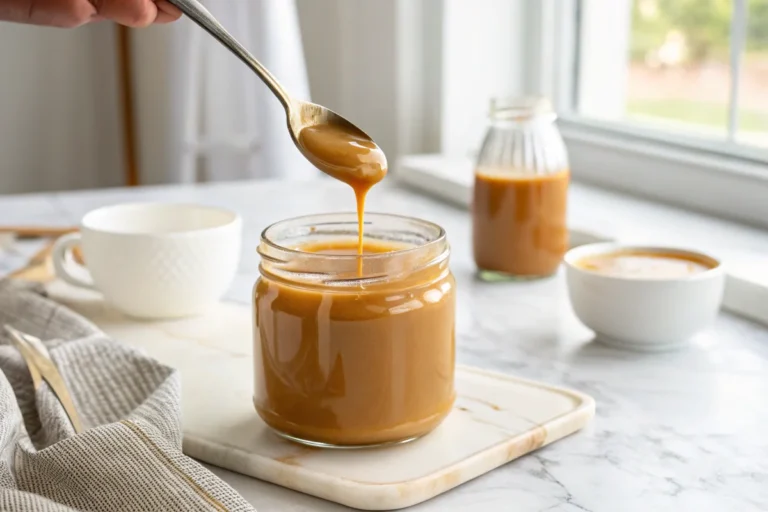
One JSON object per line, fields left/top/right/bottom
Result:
{"left": 564, "top": 243, "right": 725, "bottom": 351}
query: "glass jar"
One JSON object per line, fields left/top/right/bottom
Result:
{"left": 472, "top": 96, "right": 570, "bottom": 281}
{"left": 253, "top": 213, "right": 456, "bottom": 448}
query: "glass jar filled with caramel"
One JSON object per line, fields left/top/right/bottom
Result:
{"left": 253, "top": 213, "right": 456, "bottom": 448}
{"left": 472, "top": 97, "right": 569, "bottom": 281}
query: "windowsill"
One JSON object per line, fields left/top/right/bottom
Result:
{"left": 396, "top": 153, "right": 768, "bottom": 327}
{"left": 555, "top": 117, "right": 768, "bottom": 229}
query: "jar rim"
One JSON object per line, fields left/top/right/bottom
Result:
{"left": 258, "top": 212, "right": 450, "bottom": 286}
{"left": 259, "top": 212, "right": 447, "bottom": 261}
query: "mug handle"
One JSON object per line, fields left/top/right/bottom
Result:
{"left": 52, "top": 233, "right": 95, "bottom": 290}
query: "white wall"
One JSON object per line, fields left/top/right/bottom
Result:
{"left": 297, "top": 0, "right": 527, "bottom": 165}
{"left": 296, "top": 0, "right": 401, "bottom": 160}
{"left": 296, "top": 0, "right": 452, "bottom": 167}
{"left": 440, "top": 0, "right": 526, "bottom": 157}
{"left": 0, "top": 22, "right": 124, "bottom": 194}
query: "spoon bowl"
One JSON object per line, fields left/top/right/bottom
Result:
{"left": 287, "top": 101, "right": 370, "bottom": 141}
{"left": 287, "top": 101, "right": 382, "bottom": 181}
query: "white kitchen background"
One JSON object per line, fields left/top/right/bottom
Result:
{"left": 0, "top": 0, "right": 520, "bottom": 193}
{"left": 1, "top": 0, "right": 766, "bottom": 232}
{"left": 0, "top": 0, "right": 408, "bottom": 193}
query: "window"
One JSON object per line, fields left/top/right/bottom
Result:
{"left": 576, "top": 0, "right": 768, "bottom": 149}
{"left": 546, "top": 0, "right": 768, "bottom": 226}
{"left": 397, "top": 0, "right": 768, "bottom": 227}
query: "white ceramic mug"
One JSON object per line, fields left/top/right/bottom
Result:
{"left": 53, "top": 203, "right": 242, "bottom": 319}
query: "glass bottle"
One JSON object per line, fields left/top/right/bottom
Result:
{"left": 472, "top": 97, "right": 570, "bottom": 281}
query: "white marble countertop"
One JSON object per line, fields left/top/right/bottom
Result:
{"left": 2, "top": 179, "right": 768, "bottom": 512}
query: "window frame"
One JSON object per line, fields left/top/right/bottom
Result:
{"left": 555, "top": 0, "right": 765, "bottom": 161}
{"left": 535, "top": 0, "right": 768, "bottom": 228}
{"left": 391, "top": 0, "right": 768, "bottom": 325}
{"left": 397, "top": 0, "right": 768, "bottom": 228}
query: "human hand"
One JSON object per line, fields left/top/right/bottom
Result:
{"left": 0, "top": 0, "right": 182, "bottom": 28}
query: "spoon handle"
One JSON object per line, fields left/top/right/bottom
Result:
{"left": 167, "top": 0, "right": 293, "bottom": 111}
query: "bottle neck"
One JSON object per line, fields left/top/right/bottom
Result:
{"left": 476, "top": 113, "right": 568, "bottom": 174}
{"left": 488, "top": 112, "right": 557, "bottom": 128}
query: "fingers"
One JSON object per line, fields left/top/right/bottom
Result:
{"left": 155, "top": 1, "right": 182, "bottom": 24}
{"left": 1, "top": 0, "right": 99, "bottom": 28}
{"left": 89, "top": 0, "right": 152, "bottom": 27}
{"left": 0, "top": 0, "right": 181, "bottom": 27}
{"left": 91, "top": 0, "right": 182, "bottom": 27}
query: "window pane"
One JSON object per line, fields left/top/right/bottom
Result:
{"left": 578, "top": 0, "right": 768, "bottom": 147}
{"left": 738, "top": 0, "right": 768, "bottom": 146}
{"left": 626, "top": 0, "right": 731, "bottom": 137}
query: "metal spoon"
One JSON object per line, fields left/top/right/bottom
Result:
{"left": 4, "top": 325, "right": 84, "bottom": 434}
{"left": 166, "top": 0, "right": 373, "bottom": 171}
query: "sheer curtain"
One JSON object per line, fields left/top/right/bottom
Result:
{"left": 132, "top": 0, "right": 315, "bottom": 185}
{"left": 0, "top": 22, "right": 124, "bottom": 194}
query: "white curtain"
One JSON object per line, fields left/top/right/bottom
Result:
{"left": 0, "top": 22, "right": 124, "bottom": 194}
{"left": 132, "top": 0, "right": 315, "bottom": 185}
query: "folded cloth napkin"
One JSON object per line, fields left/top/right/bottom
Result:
{"left": 0, "top": 281, "right": 255, "bottom": 511}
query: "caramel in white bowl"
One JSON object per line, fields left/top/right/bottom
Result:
{"left": 565, "top": 244, "right": 725, "bottom": 351}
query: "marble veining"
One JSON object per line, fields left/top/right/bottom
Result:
{"left": 2, "top": 180, "right": 768, "bottom": 511}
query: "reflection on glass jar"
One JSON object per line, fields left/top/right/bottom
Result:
{"left": 253, "top": 213, "right": 456, "bottom": 448}
{"left": 472, "top": 97, "right": 570, "bottom": 281}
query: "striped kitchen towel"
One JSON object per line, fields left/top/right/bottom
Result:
{"left": 0, "top": 281, "right": 254, "bottom": 511}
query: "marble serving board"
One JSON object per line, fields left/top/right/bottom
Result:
{"left": 47, "top": 282, "right": 595, "bottom": 510}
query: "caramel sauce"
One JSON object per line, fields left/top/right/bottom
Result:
{"left": 254, "top": 239, "right": 456, "bottom": 446}
{"left": 298, "top": 124, "right": 388, "bottom": 273}
{"left": 473, "top": 170, "right": 569, "bottom": 277}
{"left": 293, "top": 239, "right": 405, "bottom": 255}
{"left": 576, "top": 251, "right": 715, "bottom": 279}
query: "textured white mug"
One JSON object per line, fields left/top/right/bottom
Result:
{"left": 53, "top": 203, "right": 242, "bottom": 319}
